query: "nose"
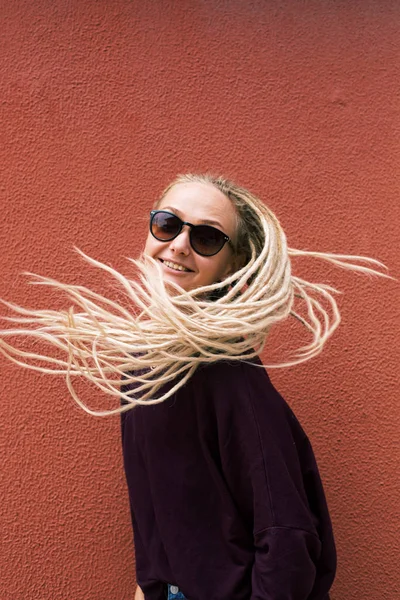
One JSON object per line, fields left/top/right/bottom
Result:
{"left": 169, "top": 225, "right": 191, "bottom": 255}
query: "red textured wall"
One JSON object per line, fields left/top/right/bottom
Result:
{"left": 1, "top": 1, "right": 399, "bottom": 599}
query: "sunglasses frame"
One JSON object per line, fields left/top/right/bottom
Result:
{"left": 149, "top": 210, "right": 230, "bottom": 257}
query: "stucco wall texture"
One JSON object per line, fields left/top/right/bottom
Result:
{"left": 0, "top": 1, "right": 399, "bottom": 599}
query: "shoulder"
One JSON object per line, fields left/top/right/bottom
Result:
{"left": 187, "top": 357, "right": 265, "bottom": 407}
{"left": 194, "top": 354, "right": 266, "bottom": 385}
{"left": 192, "top": 355, "right": 282, "bottom": 406}
{"left": 189, "top": 356, "right": 281, "bottom": 410}
{"left": 190, "top": 356, "right": 308, "bottom": 444}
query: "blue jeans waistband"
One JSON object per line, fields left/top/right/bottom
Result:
{"left": 166, "top": 583, "right": 186, "bottom": 599}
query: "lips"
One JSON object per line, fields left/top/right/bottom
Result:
{"left": 159, "top": 259, "right": 193, "bottom": 273}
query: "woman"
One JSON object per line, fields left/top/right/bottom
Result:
{"left": 0, "top": 174, "right": 389, "bottom": 599}
{"left": 123, "top": 174, "right": 339, "bottom": 600}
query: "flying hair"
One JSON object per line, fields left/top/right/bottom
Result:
{"left": 0, "top": 173, "right": 391, "bottom": 416}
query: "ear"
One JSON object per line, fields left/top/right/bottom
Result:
{"left": 223, "top": 253, "right": 245, "bottom": 279}
{"left": 221, "top": 259, "right": 234, "bottom": 280}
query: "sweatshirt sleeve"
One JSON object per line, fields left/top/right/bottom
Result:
{"left": 202, "top": 359, "right": 336, "bottom": 600}
{"left": 121, "top": 385, "right": 166, "bottom": 600}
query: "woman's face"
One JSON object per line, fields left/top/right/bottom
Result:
{"left": 144, "top": 182, "right": 237, "bottom": 292}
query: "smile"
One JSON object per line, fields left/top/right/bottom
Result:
{"left": 160, "top": 259, "right": 192, "bottom": 272}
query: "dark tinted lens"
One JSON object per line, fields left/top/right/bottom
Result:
{"left": 151, "top": 212, "right": 181, "bottom": 240}
{"left": 191, "top": 225, "right": 226, "bottom": 256}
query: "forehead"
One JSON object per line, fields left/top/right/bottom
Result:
{"left": 158, "top": 182, "right": 237, "bottom": 234}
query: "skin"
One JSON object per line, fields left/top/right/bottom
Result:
{"left": 134, "top": 586, "right": 144, "bottom": 600}
{"left": 144, "top": 181, "right": 238, "bottom": 293}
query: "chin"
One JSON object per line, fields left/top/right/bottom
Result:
{"left": 163, "top": 276, "right": 192, "bottom": 294}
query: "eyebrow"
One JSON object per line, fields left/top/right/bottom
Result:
{"left": 161, "top": 206, "right": 224, "bottom": 229}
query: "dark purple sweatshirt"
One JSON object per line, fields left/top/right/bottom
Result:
{"left": 121, "top": 357, "right": 336, "bottom": 600}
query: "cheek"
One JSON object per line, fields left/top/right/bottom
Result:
{"left": 199, "top": 254, "right": 233, "bottom": 285}
{"left": 144, "top": 232, "right": 159, "bottom": 257}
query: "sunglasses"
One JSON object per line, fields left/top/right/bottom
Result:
{"left": 149, "top": 210, "right": 230, "bottom": 257}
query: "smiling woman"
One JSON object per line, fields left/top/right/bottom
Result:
{"left": 0, "top": 173, "right": 390, "bottom": 600}
{"left": 145, "top": 181, "right": 238, "bottom": 291}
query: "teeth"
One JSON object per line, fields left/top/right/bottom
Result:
{"left": 163, "top": 260, "right": 190, "bottom": 272}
